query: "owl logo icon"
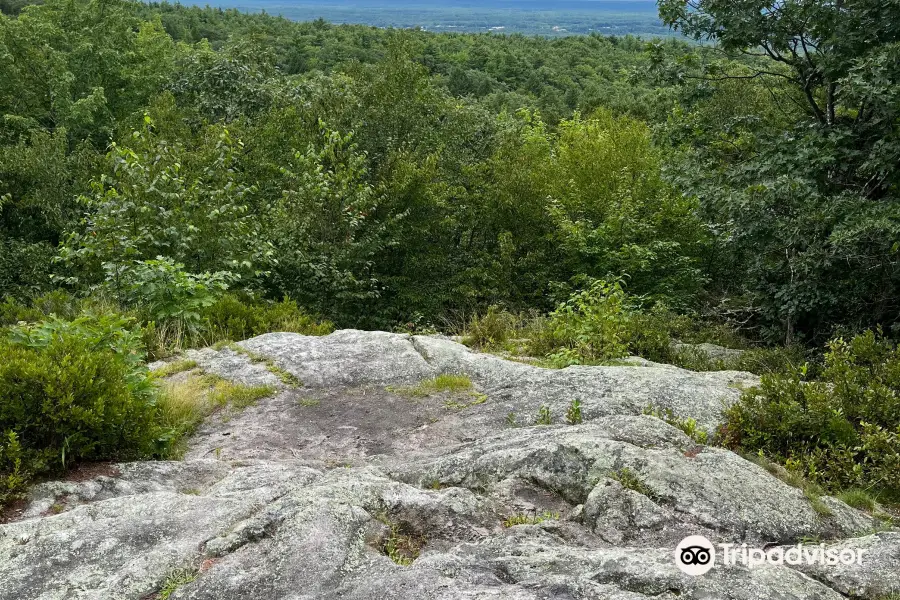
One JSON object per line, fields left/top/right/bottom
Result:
{"left": 675, "top": 535, "right": 716, "bottom": 576}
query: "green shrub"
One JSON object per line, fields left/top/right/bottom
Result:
{"left": 131, "top": 289, "right": 333, "bottom": 359}
{"left": 609, "top": 467, "right": 658, "bottom": 499}
{"left": 566, "top": 398, "right": 583, "bottom": 425}
{"left": 535, "top": 405, "right": 552, "bottom": 425}
{"left": 836, "top": 488, "right": 877, "bottom": 512}
{"left": 109, "top": 257, "right": 236, "bottom": 353}
{"left": 722, "top": 330, "right": 900, "bottom": 498}
{"left": 0, "top": 315, "right": 164, "bottom": 503}
{"left": 460, "top": 282, "right": 798, "bottom": 377}
{"left": 0, "top": 290, "right": 84, "bottom": 326}
{"left": 463, "top": 306, "right": 521, "bottom": 349}
{"left": 523, "top": 280, "right": 750, "bottom": 371}
{"left": 529, "top": 279, "right": 633, "bottom": 366}
{"left": 0, "top": 239, "right": 56, "bottom": 303}
{"left": 201, "top": 293, "right": 334, "bottom": 342}
{"left": 0, "top": 431, "right": 29, "bottom": 505}
{"left": 669, "top": 343, "right": 807, "bottom": 376}
{"left": 623, "top": 304, "right": 684, "bottom": 364}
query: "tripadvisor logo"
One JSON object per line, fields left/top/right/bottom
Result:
{"left": 674, "top": 535, "right": 866, "bottom": 576}
{"left": 675, "top": 535, "right": 716, "bottom": 576}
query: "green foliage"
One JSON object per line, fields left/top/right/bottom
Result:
{"left": 388, "top": 375, "right": 486, "bottom": 410}
{"left": 836, "top": 488, "right": 877, "bottom": 513}
{"left": 150, "top": 359, "right": 198, "bottom": 378}
{"left": 532, "top": 279, "right": 632, "bottom": 366}
{"left": 0, "top": 290, "right": 82, "bottom": 326}
{"left": 222, "top": 342, "right": 302, "bottom": 387}
{"left": 741, "top": 451, "right": 833, "bottom": 516}
{"left": 0, "top": 0, "right": 175, "bottom": 142}
{"left": 207, "top": 378, "right": 275, "bottom": 410}
{"left": 1, "top": 1, "right": 713, "bottom": 331}
{"left": 58, "top": 117, "right": 269, "bottom": 287}
{"left": 201, "top": 294, "right": 334, "bottom": 342}
{"left": 156, "top": 371, "right": 274, "bottom": 457}
{"left": 661, "top": 0, "right": 900, "bottom": 342}
{"left": 671, "top": 345, "right": 807, "bottom": 377}
{"left": 609, "top": 467, "right": 657, "bottom": 499}
{"left": 535, "top": 405, "right": 552, "bottom": 426}
{"left": 170, "top": 40, "right": 281, "bottom": 124}
{"left": 565, "top": 399, "right": 583, "bottom": 425}
{"left": 382, "top": 522, "right": 423, "bottom": 566}
{"left": 0, "top": 315, "right": 164, "bottom": 499}
{"left": 157, "top": 567, "right": 199, "bottom": 600}
{"left": 723, "top": 331, "right": 900, "bottom": 498}
{"left": 548, "top": 110, "right": 708, "bottom": 309}
{"left": 463, "top": 306, "right": 522, "bottom": 349}
{"left": 265, "top": 124, "right": 392, "bottom": 321}
{"left": 0, "top": 0, "right": 897, "bottom": 464}
{"left": 112, "top": 258, "right": 235, "bottom": 331}
{"left": 502, "top": 511, "right": 560, "bottom": 527}
{"left": 643, "top": 405, "right": 708, "bottom": 445}
{"left": 0, "top": 430, "right": 29, "bottom": 505}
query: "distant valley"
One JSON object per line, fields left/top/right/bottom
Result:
{"left": 175, "top": 0, "right": 670, "bottom": 37}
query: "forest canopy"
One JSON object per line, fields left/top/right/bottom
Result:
{"left": 0, "top": 0, "right": 898, "bottom": 344}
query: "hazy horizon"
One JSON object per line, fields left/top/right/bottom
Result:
{"left": 171, "top": 0, "right": 670, "bottom": 37}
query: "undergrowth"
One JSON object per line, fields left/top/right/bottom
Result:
{"left": 157, "top": 566, "right": 199, "bottom": 600}
{"left": 461, "top": 284, "right": 801, "bottom": 375}
{"left": 150, "top": 360, "right": 198, "bottom": 378}
{"left": 643, "top": 405, "right": 709, "bottom": 445}
{"left": 722, "top": 330, "right": 900, "bottom": 503}
{"left": 609, "top": 467, "right": 659, "bottom": 500}
{"left": 156, "top": 374, "right": 275, "bottom": 457}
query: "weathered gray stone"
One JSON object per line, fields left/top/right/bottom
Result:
{"left": 394, "top": 417, "right": 873, "bottom": 546}
{"left": 240, "top": 330, "right": 437, "bottom": 387}
{"left": 213, "top": 331, "right": 758, "bottom": 432}
{"left": 186, "top": 347, "right": 283, "bottom": 388}
{"left": 0, "top": 461, "right": 320, "bottom": 600}
{"left": 0, "top": 330, "right": 895, "bottom": 600}
{"left": 787, "top": 532, "right": 900, "bottom": 598}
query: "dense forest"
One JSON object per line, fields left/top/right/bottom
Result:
{"left": 1, "top": 0, "right": 900, "bottom": 507}
{"left": 2, "top": 0, "right": 896, "bottom": 340}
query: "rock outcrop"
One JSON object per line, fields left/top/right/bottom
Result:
{"left": 1, "top": 330, "right": 895, "bottom": 600}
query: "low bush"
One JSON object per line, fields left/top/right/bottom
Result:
{"left": 722, "top": 330, "right": 900, "bottom": 499}
{"left": 201, "top": 293, "right": 334, "bottom": 342}
{"left": 528, "top": 279, "right": 634, "bottom": 366}
{"left": 0, "top": 290, "right": 85, "bottom": 326}
{"left": 644, "top": 405, "right": 708, "bottom": 445}
{"left": 0, "top": 315, "right": 165, "bottom": 504}
{"left": 669, "top": 343, "right": 807, "bottom": 376}
{"left": 2, "top": 288, "right": 335, "bottom": 362}
{"left": 463, "top": 306, "right": 523, "bottom": 349}
{"left": 108, "top": 258, "right": 236, "bottom": 356}
{"left": 0, "top": 431, "right": 29, "bottom": 506}
{"left": 463, "top": 280, "right": 801, "bottom": 376}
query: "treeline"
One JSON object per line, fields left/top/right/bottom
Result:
{"left": 1, "top": 0, "right": 898, "bottom": 344}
